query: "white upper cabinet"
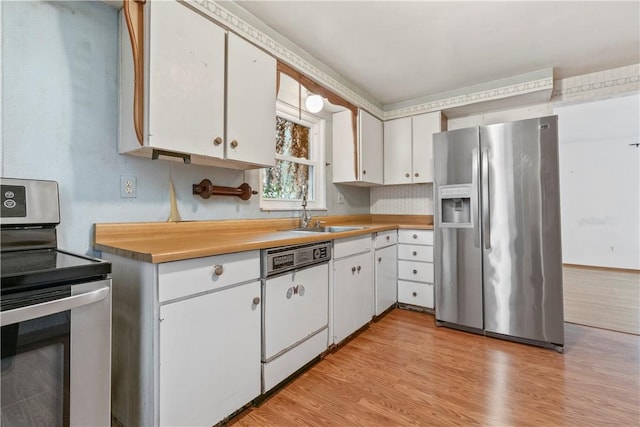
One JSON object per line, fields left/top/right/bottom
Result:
{"left": 383, "top": 111, "right": 446, "bottom": 185}
{"left": 332, "top": 109, "right": 383, "bottom": 186}
{"left": 226, "top": 33, "right": 277, "bottom": 167}
{"left": 119, "top": 0, "right": 276, "bottom": 169}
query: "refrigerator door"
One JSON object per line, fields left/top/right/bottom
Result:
{"left": 480, "top": 116, "right": 564, "bottom": 346}
{"left": 434, "top": 127, "right": 483, "bottom": 330}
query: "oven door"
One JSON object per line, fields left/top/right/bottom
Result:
{"left": 1, "top": 279, "right": 111, "bottom": 427}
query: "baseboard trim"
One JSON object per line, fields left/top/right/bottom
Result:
{"left": 563, "top": 263, "right": 640, "bottom": 274}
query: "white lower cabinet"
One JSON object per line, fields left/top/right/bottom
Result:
{"left": 333, "top": 236, "right": 373, "bottom": 344}
{"left": 397, "top": 229, "right": 435, "bottom": 309}
{"left": 374, "top": 230, "right": 397, "bottom": 316}
{"left": 106, "top": 250, "right": 262, "bottom": 427}
{"left": 159, "top": 281, "right": 261, "bottom": 426}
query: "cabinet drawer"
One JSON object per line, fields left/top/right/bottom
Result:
{"left": 158, "top": 250, "right": 260, "bottom": 302}
{"left": 374, "top": 230, "right": 397, "bottom": 248}
{"left": 398, "top": 229, "right": 433, "bottom": 245}
{"left": 398, "top": 244, "right": 433, "bottom": 262}
{"left": 398, "top": 281, "right": 433, "bottom": 308}
{"left": 334, "top": 235, "right": 372, "bottom": 259}
{"left": 398, "top": 260, "right": 434, "bottom": 283}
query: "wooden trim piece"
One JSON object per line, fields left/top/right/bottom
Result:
{"left": 123, "top": 0, "right": 146, "bottom": 145}
{"left": 563, "top": 263, "right": 640, "bottom": 274}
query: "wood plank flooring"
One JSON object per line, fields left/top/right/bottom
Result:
{"left": 563, "top": 265, "right": 640, "bottom": 334}
{"left": 228, "top": 309, "right": 640, "bottom": 426}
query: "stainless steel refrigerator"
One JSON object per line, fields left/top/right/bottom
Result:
{"left": 434, "top": 115, "right": 564, "bottom": 352}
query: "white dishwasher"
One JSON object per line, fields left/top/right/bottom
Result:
{"left": 261, "top": 241, "right": 331, "bottom": 393}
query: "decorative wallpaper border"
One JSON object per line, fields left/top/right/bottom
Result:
{"left": 191, "top": 1, "right": 639, "bottom": 120}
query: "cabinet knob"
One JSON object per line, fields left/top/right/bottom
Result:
{"left": 412, "top": 291, "right": 417, "bottom": 297}
{"left": 378, "top": 257, "right": 382, "bottom": 263}
{"left": 413, "top": 234, "right": 418, "bottom": 239}
{"left": 386, "top": 236, "right": 390, "bottom": 241}
{"left": 357, "top": 265, "right": 362, "bottom": 272}
{"left": 415, "top": 173, "right": 419, "bottom": 177}
{"left": 213, "top": 137, "right": 222, "bottom": 146}
{"left": 413, "top": 251, "right": 417, "bottom": 256}
{"left": 252, "top": 297, "right": 260, "bottom": 305}
{"left": 213, "top": 265, "right": 224, "bottom": 276}
{"left": 362, "top": 170, "right": 367, "bottom": 175}
{"left": 352, "top": 266, "right": 356, "bottom": 273}
{"left": 405, "top": 173, "right": 410, "bottom": 178}
{"left": 413, "top": 269, "right": 418, "bottom": 274}
{"left": 230, "top": 140, "right": 238, "bottom": 148}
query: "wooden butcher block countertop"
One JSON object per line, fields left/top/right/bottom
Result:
{"left": 94, "top": 214, "right": 433, "bottom": 263}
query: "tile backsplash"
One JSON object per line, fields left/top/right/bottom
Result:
{"left": 370, "top": 184, "right": 434, "bottom": 215}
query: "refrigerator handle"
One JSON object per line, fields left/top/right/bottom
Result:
{"left": 482, "top": 149, "right": 491, "bottom": 249}
{"left": 471, "top": 147, "right": 480, "bottom": 248}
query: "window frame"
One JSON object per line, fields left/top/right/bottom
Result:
{"left": 259, "top": 101, "right": 326, "bottom": 211}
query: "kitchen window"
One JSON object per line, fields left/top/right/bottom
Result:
{"left": 260, "top": 101, "right": 326, "bottom": 211}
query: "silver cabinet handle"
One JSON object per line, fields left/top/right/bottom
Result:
{"left": 472, "top": 147, "right": 480, "bottom": 248}
{"left": 412, "top": 291, "right": 417, "bottom": 297}
{"left": 405, "top": 173, "right": 410, "bottom": 178}
{"left": 357, "top": 266, "right": 362, "bottom": 272}
{"left": 386, "top": 236, "right": 390, "bottom": 241}
{"left": 351, "top": 266, "right": 356, "bottom": 273}
{"left": 412, "top": 251, "right": 417, "bottom": 256}
{"left": 362, "top": 170, "right": 367, "bottom": 175}
{"left": 252, "top": 297, "right": 260, "bottom": 305}
{"left": 1, "top": 286, "right": 109, "bottom": 327}
{"left": 413, "top": 234, "right": 418, "bottom": 239}
{"left": 482, "top": 149, "right": 491, "bottom": 250}
{"left": 230, "top": 140, "right": 238, "bottom": 148}
{"left": 378, "top": 257, "right": 382, "bottom": 263}
{"left": 213, "top": 265, "right": 224, "bottom": 276}
{"left": 213, "top": 137, "right": 222, "bottom": 146}
{"left": 413, "top": 269, "right": 418, "bottom": 274}
{"left": 415, "top": 173, "right": 419, "bottom": 177}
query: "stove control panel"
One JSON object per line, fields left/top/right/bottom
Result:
{"left": 0, "top": 178, "right": 60, "bottom": 226}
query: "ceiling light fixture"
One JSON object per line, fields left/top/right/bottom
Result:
{"left": 305, "top": 93, "right": 323, "bottom": 113}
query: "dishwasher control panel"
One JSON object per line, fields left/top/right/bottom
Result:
{"left": 262, "top": 241, "right": 331, "bottom": 277}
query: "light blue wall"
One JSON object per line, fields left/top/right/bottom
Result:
{"left": 1, "top": 1, "right": 369, "bottom": 255}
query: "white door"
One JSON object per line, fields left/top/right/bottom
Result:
{"left": 412, "top": 112, "right": 441, "bottom": 183}
{"left": 359, "top": 110, "right": 383, "bottom": 184}
{"left": 333, "top": 252, "right": 373, "bottom": 343}
{"left": 263, "top": 264, "right": 329, "bottom": 359}
{"left": 375, "top": 245, "right": 397, "bottom": 315}
{"left": 226, "top": 33, "right": 277, "bottom": 167}
{"left": 147, "top": 0, "right": 225, "bottom": 158}
{"left": 383, "top": 117, "right": 412, "bottom": 184}
{"left": 159, "top": 281, "right": 261, "bottom": 427}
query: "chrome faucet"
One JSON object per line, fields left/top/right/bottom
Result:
{"left": 301, "top": 193, "right": 312, "bottom": 228}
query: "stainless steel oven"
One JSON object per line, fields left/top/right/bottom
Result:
{"left": 0, "top": 178, "right": 112, "bottom": 427}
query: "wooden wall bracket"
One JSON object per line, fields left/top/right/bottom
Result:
{"left": 193, "top": 179, "right": 258, "bottom": 200}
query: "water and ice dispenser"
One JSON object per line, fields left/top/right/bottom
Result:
{"left": 438, "top": 184, "right": 473, "bottom": 228}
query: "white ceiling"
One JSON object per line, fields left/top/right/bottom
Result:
{"left": 234, "top": 0, "right": 640, "bottom": 106}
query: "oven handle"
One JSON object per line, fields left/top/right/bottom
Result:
{"left": 0, "top": 286, "right": 110, "bottom": 327}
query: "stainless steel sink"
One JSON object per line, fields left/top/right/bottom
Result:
{"left": 286, "top": 226, "right": 368, "bottom": 233}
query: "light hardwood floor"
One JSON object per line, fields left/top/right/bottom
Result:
{"left": 229, "top": 309, "right": 640, "bottom": 426}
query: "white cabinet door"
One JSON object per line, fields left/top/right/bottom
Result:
{"left": 226, "top": 33, "right": 276, "bottom": 167}
{"left": 359, "top": 110, "right": 383, "bottom": 184}
{"left": 333, "top": 252, "right": 373, "bottom": 343}
{"left": 412, "top": 112, "right": 441, "bottom": 183}
{"left": 159, "top": 281, "right": 261, "bottom": 427}
{"left": 147, "top": 1, "right": 225, "bottom": 158}
{"left": 383, "top": 117, "right": 412, "bottom": 185}
{"left": 332, "top": 109, "right": 383, "bottom": 185}
{"left": 375, "top": 245, "right": 397, "bottom": 315}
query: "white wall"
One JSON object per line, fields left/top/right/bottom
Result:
{"left": 555, "top": 94, "right": 640, "bottom": 269}
{"left": 1, "top": 1, "right": 369, "bottom": 256}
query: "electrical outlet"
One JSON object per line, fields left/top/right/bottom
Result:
{"left": 121, "top": 175, "right": 137, "bottom": 198}
{"left": 337, "top": 192, "right": 344, "bottom": 204}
